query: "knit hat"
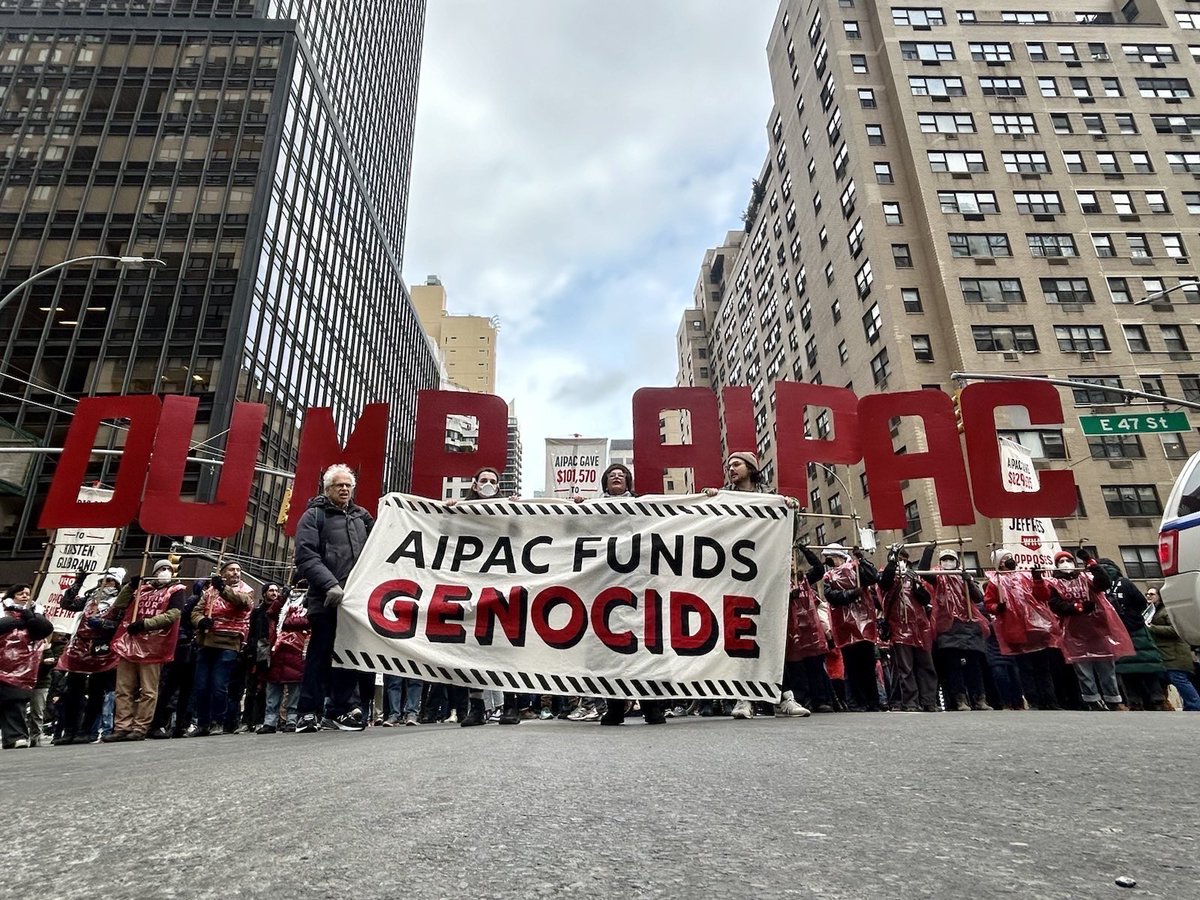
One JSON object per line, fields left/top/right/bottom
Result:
{"left": 726, "top": 451, "right": 760, "bottom": 473}
{"left": 103, "top": 567, "right": 126, "bottom": 584}
{"left": 992, "top": 548, "right": 1014, "bottom": 568}
{"left": 1053, "top": 551, "right": 1076, "bottom": 566}
{"left": 152, "top": 559, "right": 174, "bottom": 574}
{"left": 824, "top": 543, "right": 850, "bottom": 560}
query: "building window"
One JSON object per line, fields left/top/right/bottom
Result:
{"left": 1040, "top": 278, "right": 1093, "bottom": 303}
{"left": 866, "top": 123, "right": 885, "bottom": 145}
{"left": 1088, "top": 434, "right": 1145, "bottom": 459}
{"left": 1014, "top": 192, "right": 1063, "bottom": 215}
{"left": 1039, "top": 77, "right": 1060, "bottom": 98}
{"left": 1051, "top": 113, "right": 1073, "bottom": 135}
{"left": 883, "top": 201, "right": 903, "bottom": 224}
{"left": 1127, "top": 233, "right": 1151, "bottom": 258}
{"left": 1027, "top": 42, "right": 1047, "bottom": 62}
{"left": 1003, "top": 152, "right": 1051, "bottom": 174}
{"left": 919, "top": 112, "right": 976, "bottom": 134}
{"left": 838, "top": 340, "right": 849, "bottom": 363}
{"left": 1136, "top": 77, "right": 1193, "bottom": 98}
{"left": 904, "top": 500, "right": 921, "bottom": 535}
{"left": 1146, "top": 191, "right": 1169, "bottom": 214}
{"left": 892, "top": 8, "right": 946, "bottom": 27}
{"left": 858, "top": 88, "right": 876, "bottom": 108}
{"left": 980, "top": 77, "right": 1025, "bottom": 97}
{"left": 991, "top": 113, "right": 1037, "bottom": 134}
{"left": 1054, "top": 325, "right": 1109, "bottom": 352}
{"left": 1004, "top": 10, "right": 1050, "bottom": 23}
{"left": 871, "top": 348, "right": 891, "bottom": 386}
{"left": 874, "top": 161, "right": 894, "bottom": 183}
{"left": 1162, "top": 233, "right": 1187, "bottom": 259}
{"left": 1162, "top": 433, "right": 1189, "bottom": 459}
{"left": 909, "top": 75, "right": 966, "bottom": 97}
{"left": 961, "top": 278, "right": 1025, "bottom": 304}
{"left": 855, "top": 260, "right": 873, "bottom": 297}
{"left": 859, "top": 306, "right": 882, "bottom": 346}
{"left": 949, "top": 233, "right": 1011, "bottom": 257}
{"left": 1102, "top": 485, "right": 1162, "bottom": 517}
{"left": 1062, "top": 151, "right": 1086, "bottom": 174}
{"left": 1161, "top": 324, "right": 1189, "bottom": 353}
{"left": 1121, "top": 546, "right": 1162, "bottom": 579}
{"left": 901, "top": 41, "right": 956, "bottom": 60}
{"left": 938, "top": 190, "right": 999, "bottom": 214}
{"left": 1028, "top": 234, "right": 1079, "bottom": 257}
{"left": 998, "top": 430, "right": 1068, "bottom": 460}
{"left": 892, "top": 243, "right": 913, "bottom": 267}
{"left": 1123, "top": 324, "right": 1150, "bottom": 352}
{"left": 901, "top": 288, "right": 923, "bottom": 313}
{"left": 928, "top": 151, "right": 987, "bottom": 173}
{"left": 1106, "top": 276, "right": 1131, "bottom": 302}
{"left": 1071, "top": 375, "right": 1125, "bottom": 404}
{"left": 911, "top": 334, "right": 934, "bottom": 361}
{"left": 1093, "top": 233, "right": 1116, "bottom": 258}
{"left": 970, "top": 41, "right": 1014, "bottom": 61}
{"left": 972, "top": 325, "right": 1039, "bottom": 352}
{"left": 851, "top": 53, "right": 869, "bottom": 73}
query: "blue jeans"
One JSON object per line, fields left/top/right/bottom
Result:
{"left": 1074, "top": 659, "right": 1121, "bottom": 704}
{"left": 383, "top": 675, "right": 424, "bottom": 717}
{"left": 1166, "top": 670, "right": 1200, "bottom": 711}
{"left": 264, "top": 682, "right": 300, "bottom": 726}
{"left": 193, "top": 647, "right": 239, "bottom": 728}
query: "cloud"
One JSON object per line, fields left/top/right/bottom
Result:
{"left": 404, "top": 0, "right": 777, "bottom": 491}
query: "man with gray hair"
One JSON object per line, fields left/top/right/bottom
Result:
{"left": 293, "top": 463, "right": 375, "bottom": 732}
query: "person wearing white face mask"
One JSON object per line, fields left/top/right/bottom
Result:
{"left": 1, "top": 584, "right": 53, "bottom": 749}
{"left": 101, "top": 560, "right": 188, "bottom": 742}
{"left": 918, "top": 546, "right": 992, "bottom": 712}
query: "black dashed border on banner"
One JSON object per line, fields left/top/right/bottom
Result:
{"left": 332, "top": 649, "right": 781, "bottom": 701}
{"left": 381, "top": 496, "right": 786, "bottom": 519}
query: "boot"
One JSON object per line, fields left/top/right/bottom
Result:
{"left": 460, "top": 698, "right": 485, "bottom": 727}
{"left": 954, "top": 694, "right": 971, "bottom": 712}
{"left": 51, "top": 732, "right": 76, "bottom": 746}
{"left": 498, "top": 699, "right": 521, "bottom": 725}
{"left": 600, "top": 703, "right": 626, "bottom": 726}
{"left": 642, "top": 701, "right": 667, "bottom": 725}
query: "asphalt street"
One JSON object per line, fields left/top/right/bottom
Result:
{"left": 6, "top": 711, "right": 1198, "bottom": 900}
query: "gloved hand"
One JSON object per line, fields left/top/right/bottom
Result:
{"left": 324, "top": 586, "right": 345, "bottom": 609}
{"left": 1082, "top": 599, "right": 1097, "bottom": 614}
{"left": 1031, "top": 568, "right": 1044, "bottom": 581}
{"left": 877, "top": 619, "right": 891, "bottom": 642}
{"left": 127, "top": 620, "right": 147, "bottom": 635}
{"left": 130, "top": 576, "right": 141, "bottom": 590}
{"left": 74, "top": 570, "right": 88, "bottom": 585}
{"left": 1076, "top": 548, "right": 1093, "bottom": 564}
{"left": 211, "top": 575, "right": 225, "bottom": 590}
{"left": 86, "top": 616, "right": 114, "bottom": 632}
{"left": 197, "top": 616, "right": 214, "bottom": 632}
{"left": 889, "top": 541, "right": 904, "bottom": 554}
{"left": 994, "top": 600, "right": 1007, "bottom": 615}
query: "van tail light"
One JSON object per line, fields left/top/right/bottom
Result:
{"left": 1159, "top": 530, "right": 1179, "bottom": 578}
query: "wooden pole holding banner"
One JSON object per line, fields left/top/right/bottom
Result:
{"left": 29, "top": 538, "right": 54, "bottom": 606}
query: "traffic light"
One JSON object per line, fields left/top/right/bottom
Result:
{"left": 952, "top": 389, "right": 964, "bottom": 434}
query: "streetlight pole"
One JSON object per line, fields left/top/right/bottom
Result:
{"left": 0, "top": 255, "right": 167, "bottom": 317}
{"left": 1133, "top": 279, "right": 1200, "bottom": 306}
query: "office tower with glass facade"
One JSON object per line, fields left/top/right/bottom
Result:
{"left": 0, "top": 0, "right": 437, "bottom": 580}
{"left": 681, "top": 0, "right": 1200, "bottom": 578}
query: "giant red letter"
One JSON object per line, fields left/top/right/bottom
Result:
{"left": 631, "top": 387, "right": 724, "bottom": 493}
{"left": 962, "top": 380, "right": 1077, "bottom": 519}
{"left": 39, "top": 395, "right": 162, "bottom": 529}
{"left": 410, "top": 391, "right": 509, "bottom": 500}
{"left": 139, "top": 397, "right": 266, "bottom": 538}
{"left": 773, "top": 382, "right": 862, "bottom": 501}
{"left": 858, "top": 389, "right": 975, "bottom": 530}
{"left": 285, "top": 403, "right": 390, "bottom": 535}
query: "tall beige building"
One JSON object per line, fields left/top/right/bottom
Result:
{"left": 412, "top": 275, "right": 498, "bottom": 393}
{"left": 679, "top": 0, "right": 1200, "bottom": 579}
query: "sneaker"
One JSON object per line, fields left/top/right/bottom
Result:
{"left": 404, "top": 712, "right": 418, "bottom": 726}
{"left": 582, "top": 706, "right": 602, "bottom": 722}
{"left": 1084, "top": 700, "right": 1108, "bottom": 711}
{"left": 666, "top": 705, "right": 686, "bottom": 719}
{"left": 51, "top": 733, "right": 77, "bottom": 746}
{"left": 487, "top": 708, "right": 501, "bottom": 722}
{"left": 732, "top": 699, "right": 754, "bottom": 720}
{"left": 12, "top": 737, "right": 29, "bottom": 749}
{"left": 777, "top": 691, "right": 812, "bottom": 718}
{"left": 282, "top": 721, "right": 297, "bottom": 733}
{"left": 295, "top": 714, "right": 321, "bottom": 734}
{"left": 566, "top": 706, "right": 588, "bottom": 721}
{"left": 520, "top": 708, "right": 537, "bottom": 720}
{"left": 333, "top": 709, "right": 366, "bottom": 731}
{"left": 538, "top": 707, "right": 554, "bottom": 720}
{"left": 256, "top": 723, "right": 277, "bottom": 735}
{"left": 148, "top": 727, "right": 171, "bottom": 740}
{"left": 382, "top": 715, "right": 402, "bottom": 728}
{"left": 447, "top": 710, "right": 458, "bottom": 724}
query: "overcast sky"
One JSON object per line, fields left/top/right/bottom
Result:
{"left": 403, "top": 1, "right": 778, "bottom": 492}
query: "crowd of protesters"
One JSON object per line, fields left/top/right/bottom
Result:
{"left": 2, "top": 455, "right": 1198, "bottom": 749}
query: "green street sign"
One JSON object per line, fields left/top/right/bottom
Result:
{"left": 1079, "top": 412, "right": 1191, "bottom": 435}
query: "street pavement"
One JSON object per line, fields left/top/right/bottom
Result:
{"left": 6, "top": 711, "right": 1198, "bottom": 899}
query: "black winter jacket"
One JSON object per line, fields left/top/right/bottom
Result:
{"left": 294, "top": 495, "right": 374, "bottom": 610}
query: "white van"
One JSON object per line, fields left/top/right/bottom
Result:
{"left": 1158, "top": 450, "right": 1200, "bottom": 644}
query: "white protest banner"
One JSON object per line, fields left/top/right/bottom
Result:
{"left": 334, "top": 492, "right": 793, "bottom": 702}
{"left": 545, "top": 437, "right": 608, "bottom": 498}
{"left": 34, "top": 486, "right": 118, "bottom": 634}
{"left": 997, "top": 438, "right": 1061, "bottom": 569}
